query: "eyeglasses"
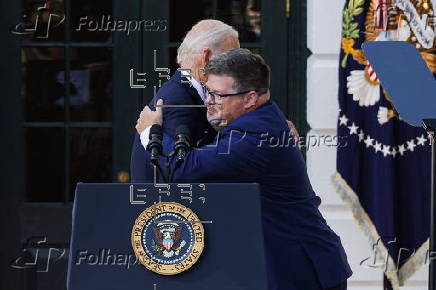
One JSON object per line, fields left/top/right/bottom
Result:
{"left": 202, "top": 84, "right": 257, "bottom": 104}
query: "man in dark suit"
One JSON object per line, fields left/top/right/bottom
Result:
{"left": 131, "top": 19, "right": 299, "bottom": 182}
{"left": 130, "top": 19, "right": 240, "bottom": 182}
{"left": 137, "top": 49, "right": 352, "bottom": 289}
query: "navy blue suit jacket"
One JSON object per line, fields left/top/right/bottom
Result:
{"left": 130, "top": 71, "right": 215, "bottom": 182}
{"left": 149, "top": 101, "right": 353, "bottom": 289}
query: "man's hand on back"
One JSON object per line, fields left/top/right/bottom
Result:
{"left": 135, "top": 99, "right": 164, "bottom": 133}
{"left": 286, "top": 120, "right": 299, "bottom": 141}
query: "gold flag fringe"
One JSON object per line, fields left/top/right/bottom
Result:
{"left": 332, "top": 171, "right": 429, "bottom": 288}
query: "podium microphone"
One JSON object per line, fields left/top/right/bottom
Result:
{"left": 174, "top": 125, "right": 191, "bottom": 166}
{"left": 146, "top": 124, "right": 163, "bottom": 166}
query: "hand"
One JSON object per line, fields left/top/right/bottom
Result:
{"left": 135, "top": 99, "right": 164, "bottom": 133}
{"left": 286, "top": 120, "right": 299, "bottom": 142}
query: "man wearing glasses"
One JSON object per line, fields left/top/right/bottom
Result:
{"left": 130, "top": 19, "right": 240, "bottom": 182}
{"left": 202, "top": 82, "right": 265, "bottom": 130}
{"left": 136, "top": 49, "right": 352, "bottom": 290}
{"left": 131, "top": 19, "right": 298, "bottom": 182}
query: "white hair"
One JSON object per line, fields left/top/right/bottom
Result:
{"left": 177, "top": 20, "right": 239, "bottom": 67}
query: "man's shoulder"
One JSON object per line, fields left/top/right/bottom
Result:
{"left": 157, "top": 75, "right": 187, "bottom": 96}
{"left": 155, "top": 75, "right": 199, "bottom": 105}
{"left": 226, "top": 101, "right": 288, "bottom": 134}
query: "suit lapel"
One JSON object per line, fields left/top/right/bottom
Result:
{"left": 185, "top": 85, "right": 204, "bottom": 106}
{"left": 172, "top": 70, "right": 205, "bottom": 106}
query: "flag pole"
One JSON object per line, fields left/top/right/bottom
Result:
{"left": 423, "top": 119, "right": 436, "bottom": 290}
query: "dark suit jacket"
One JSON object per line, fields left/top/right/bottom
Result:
{"left": 159, "top": 101, "right": 353, "bottom": 289}
{"left": 130, "top": 70, "right": 215, "bottom": 182}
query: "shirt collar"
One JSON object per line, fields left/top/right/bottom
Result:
{"left": 180, "top": 69, "right": 206, "bottom": 102}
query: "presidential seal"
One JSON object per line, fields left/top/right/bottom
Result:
{"left": 131, "top": 202, "right": 204, "bottom": 275}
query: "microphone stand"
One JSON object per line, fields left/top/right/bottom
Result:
{"left": 147, "top": 125, "right": 191, "bottom": 183}
{"left": 147, "top": 124, "right": 168, "bottom": 183}
{"left": 169, "top": 125, "right": 191, "bottom": 182}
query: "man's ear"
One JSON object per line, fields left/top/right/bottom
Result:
{"left": 244, "top": 91, "right": 258, "bottom": 110}
{"left": 197, "top": 48, "right": 212, "bottom": 83}
{"left": 201, "top": 48, "right": 213, "bottom": 68}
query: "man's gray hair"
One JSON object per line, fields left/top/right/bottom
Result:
{"left": 177, "top": 20, "right": 238, "bottom": 67}
{"left": 204, "top": 48, "right": 270, "bottom": 94}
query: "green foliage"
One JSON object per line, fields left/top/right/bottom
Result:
{"left": 341, "top": 0, "right": 366, "bottom": 67}
{"left": 342, "top": 0, "right": 365, "bottom": 39}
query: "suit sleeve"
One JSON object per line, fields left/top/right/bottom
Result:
{"left": 165, "top": 107, "right": 202, "bottom": 139}
{"left": 170, "top": 130, "right": 267, "bottom": 183}
{"left": 130, "top": 133, "right": 154, "bottom": 183}
{"left": 130, "top": 89, "right": 187, "bottom": 182}
{"left": 150, "top": 89, "right": 206, "bottom": 143}
{"left": 130, "top": 82, "right": 203, "bottom": 182}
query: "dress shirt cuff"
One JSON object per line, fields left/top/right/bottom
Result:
{"left": 140, "top": 126, "right": 151, "bottom": 150}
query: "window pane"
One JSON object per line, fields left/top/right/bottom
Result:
{"left": 217, "top": 0, "right": 261, "bottom": 42}
{"left": 71, "top": 0, "right": 112, "bottom": 42}
{"left": 70, "top": 128, "right": 112, "bottom": 200}
{"left": 169, "top": 47, "right": 179, "bottom": 74}
{"left": 19, "top": 0, "right": 65, "bottom": 41}
{"left": 69, "top": 47, "right": 112, "bottom": 121}
{"left": 22, "top": 47, "right": 65, "bottom": 122}
{"left": 26, "top": 128, "right": 65, "bottom": 202}
{"left": 169, "top": 0, "right": 213, "bottom": 42}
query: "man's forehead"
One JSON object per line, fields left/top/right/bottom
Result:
{"left": 205, "top": 74, "right": 235, "bottom": 91}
